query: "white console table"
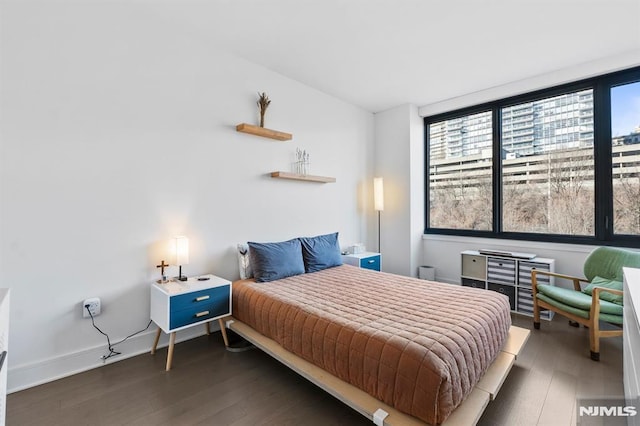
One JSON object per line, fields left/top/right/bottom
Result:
{"left": 623, "top": 267, "right": 640, "bottom": 425}
{"left": 0, "top": 289, "right": 9, "bottom": 426}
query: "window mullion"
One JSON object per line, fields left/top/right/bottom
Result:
{"left": 593, "top": 81, "right": 612, "bottom": 242}
{"left": 492, "top": 108, "right": 502, "bottom": 235}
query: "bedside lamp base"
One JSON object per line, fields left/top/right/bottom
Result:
{"left": 176, "top": 265, "right": 188, "bottom": 281}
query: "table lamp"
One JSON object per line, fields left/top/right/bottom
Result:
{"left": 172, "top": 236, "right": 189, "bottom": 281}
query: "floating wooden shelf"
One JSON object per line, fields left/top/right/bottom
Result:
{"left": 270, "top": 171, "right": 336, "bottom": 183}
{"left": 236, "top": 123, "right": 292, "bottom": 141}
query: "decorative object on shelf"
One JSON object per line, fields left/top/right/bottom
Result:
{"left": 294, "top": 147, "right": 310, "bottom": 176}
{"left": 270, "top": 171, "right": 335, "bottom": 183}
{"left": 257, "top": 92, "right": 271, "bottom": 128}
{"left": 235, "top": 123, "right": 292, "bottom": 141}
{"left": 156, "top": 260, "right": 170, "bottom": 284}
{"left": 171, "top": 236, "right": 189, "bottom": 281}
{"left": 373, "top": 177, "right": 384, "bottom": 252}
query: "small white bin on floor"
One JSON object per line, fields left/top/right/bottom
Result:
{"left": 419, "top": 266, "right": 435, "bottom": 281}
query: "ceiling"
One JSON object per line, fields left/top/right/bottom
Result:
{"left": 155, "top": 0, "right": 640, "bottom": 113}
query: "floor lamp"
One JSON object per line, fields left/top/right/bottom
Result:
{"left": 373, "top": 177, "right": 384, "bottom": 253}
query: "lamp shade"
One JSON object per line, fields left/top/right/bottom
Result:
{"left": 171, "top": 236, "right": 189, "bottom": 265}
{"left": 373, "top": 177, "right": 384, "bottom": 211}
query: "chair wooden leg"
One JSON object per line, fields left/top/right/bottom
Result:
{"left": 219, "top": 318, "right": 229, "bottom": 348}
{"left": 533, "top": 298, "right": 541, "bottom": 330}
{"left": 589, "top": 320, "right": 600, "bottom": 361}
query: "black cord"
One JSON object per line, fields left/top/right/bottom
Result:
{"left": 112, "top": 319, "right": 153, "bottom": 347}
{"left": 85, "top": 305, "right": 153, "bottom": 361}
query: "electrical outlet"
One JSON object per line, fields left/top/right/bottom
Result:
{"left": 83, "top": 297, "right": 101, "bottom": 318}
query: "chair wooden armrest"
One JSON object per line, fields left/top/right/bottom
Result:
{"left": 592, "top": 287, "right": 624, "bottom": 297}
{"left": 590, "top": 287, "right": 624, "bottom": 327}
{"left": 531, "top": 270, "right": 589, "bottom": 292}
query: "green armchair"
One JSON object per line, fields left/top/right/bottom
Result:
{"left": 531, "top": 246, "right": 640, "bottom": 361}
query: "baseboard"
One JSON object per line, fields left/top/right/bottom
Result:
{"left": 436, "top": 276, "right": 460, "bottom": 285}
{"left": 7, "top": 322, "right": 218, "bottom": 393}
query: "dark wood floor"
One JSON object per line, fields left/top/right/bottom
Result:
{"left": 7, "top": 314, "right": 624, "bottom": 426}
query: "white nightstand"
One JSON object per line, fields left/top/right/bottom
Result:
{"left": 342, "top": 252, "right": 381, "bottom": 271}
{"left": 150, "top": 274, "right": 231, "bottom": 371}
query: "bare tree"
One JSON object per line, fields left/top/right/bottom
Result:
{"left": 430, "top": 147, "right": 601, "bottom": 236}
{"left": 613, "top": 175, "right": 640, "bottom": 235}
{"left": 546, "top": 149, "right": 594, "bottom": 235}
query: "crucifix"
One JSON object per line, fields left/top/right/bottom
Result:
{"left": 156, "top": 260, "right": 169, "bottom": 283}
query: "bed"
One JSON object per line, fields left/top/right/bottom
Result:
{"left": 225, "top": 262, "right": 527, "bottom": 425}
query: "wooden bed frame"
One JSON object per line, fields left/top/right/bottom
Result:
{"left": 224, "top": 317, "right": 530, "bottom": 426}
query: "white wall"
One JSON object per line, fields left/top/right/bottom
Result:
{"left": 419, "top": 50, "right": 640, "bottom": 117}
{"left": 0, "top": 2, "right": 374, "bottom": 391}
{"left": 373, "top": 104, "right": 424, "bottom": 276}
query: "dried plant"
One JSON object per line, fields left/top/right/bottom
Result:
{"left": 257, "top": 92, "right": 271, "bottom": 127}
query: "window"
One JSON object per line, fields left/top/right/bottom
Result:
{"left": 428, "top": 111, "right": 493, "bottom": 230}
{"left": 611, "top": 81, "right": 640, "bottom": 236}
{"left": 425, "top": 66, "right": 640, "bottom": 247}
{"left": 501, "top": 90, "right": 595, "bottom": 236}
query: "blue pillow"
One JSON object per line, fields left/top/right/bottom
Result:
{"left": 300, "top": 232, "right": 343, "bottom": 273}
{"left": 248, "top": 239, "right": 305, "bottom": 282}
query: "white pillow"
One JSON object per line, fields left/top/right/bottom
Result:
{"left": 237, "top": 243, "right": 253, "bottom": 279}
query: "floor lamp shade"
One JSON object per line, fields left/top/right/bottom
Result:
{"left": 373, "top": 177, "right": 384, "bottom": 211}
{"left": 373, "top": 177, "right": 384, "bottom": 254}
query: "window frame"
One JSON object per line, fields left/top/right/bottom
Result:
{"left": 424, "top": 66, "right": 640, "bottom": 248}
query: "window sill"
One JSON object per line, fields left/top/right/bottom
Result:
{"left": 422, "top": 233, "right": 597, "bottom": 254}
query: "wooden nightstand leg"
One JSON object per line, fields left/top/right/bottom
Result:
{"left": 205, "top": 322, "right": 211, "bottom": 335}
{"left": 219, "top": 318, "right": 229, "bottom": 348}
{"left": 166, "top": 332, "right": 176, "bottom": 371}
{"left": 151, "top": 327, "right": 162, "bottom": 355}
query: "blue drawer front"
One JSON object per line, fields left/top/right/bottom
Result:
{"left": 360, "top": 255, "right": 380, "bottom": 271}
{"left": 170, "top": 285, "right": 230, "bottom": 329}
{"left": 171, "top": 286, "right": 228, "bottom": 312}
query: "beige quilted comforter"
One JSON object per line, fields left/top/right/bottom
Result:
{"left": 232, "top": 265, "right": 511, "bottom": 425}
